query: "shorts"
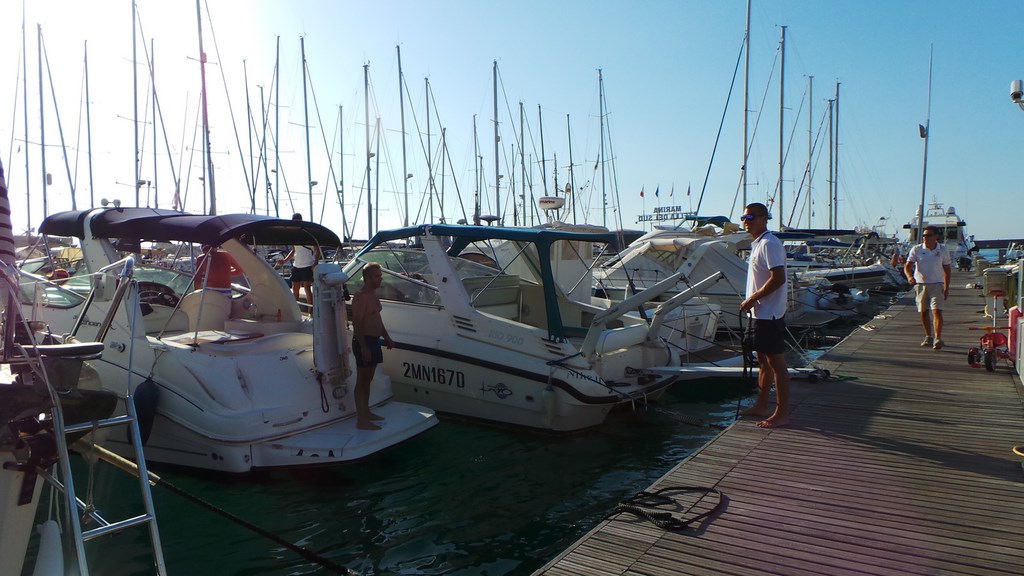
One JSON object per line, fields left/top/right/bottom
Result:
{"left": 290, "top": 266, "right": 313, "bottom": 284}
{"left": 917, "top": 280, "right": 946, "bottom": 309}
{"left": 745, "top": 318, "right": 787, "bottom": 355}
{"left": 915, "top": 283, "right": 945, "bottom": 312}
{"left": 352, "top": 336, "right": 384, "bottom": 368}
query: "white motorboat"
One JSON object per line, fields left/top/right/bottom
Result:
{"left": 464, "top": 220, "right": 725, "bottom": 360}
{"left": 341, "top": 224, "right": 720, "bottom": 432}
{"left": 28, "top": 208, "right": 437, "bottom": 473}
{"left": 594, "top": 228, "right": 840, "bottom": 330}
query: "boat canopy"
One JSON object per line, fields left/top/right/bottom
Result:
{"left": 356, "top": 224, "right": 618, "bottom": 259}
{"left": 40, "top": 208, "right": 341, "bottom": 247}
{"left": 355, "top": 224, "right": 619, "bottom": 342}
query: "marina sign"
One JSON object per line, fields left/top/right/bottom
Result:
{"left": 636, "top": 205, "right": 690, "bottom": 224}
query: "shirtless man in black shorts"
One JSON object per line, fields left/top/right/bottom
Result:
{"left": 351, "top": 262, "right": 393, "bottom": 430}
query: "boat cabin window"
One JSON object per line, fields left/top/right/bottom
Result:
{"left": 351, "top": 250, "right": 440, "bottom": 306}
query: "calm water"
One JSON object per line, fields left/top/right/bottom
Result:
{"left": 46, "top": 315, "right": 865, "bottom": 576}
{"left": 67, "top": 386, "right": 744, "bottom": 576}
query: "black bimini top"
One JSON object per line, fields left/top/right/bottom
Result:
{"left": 39, "top": 208, "right": 341, "bottom": 247}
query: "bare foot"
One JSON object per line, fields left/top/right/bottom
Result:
{"left": 357, "top": 421, "right": 381, "bottom": 430}
{"left": 368, "top": 412, "right": 385, "bottom": 421}
{"left": 740, "top": 406, "right": 771, "bottom": 418}
{"left": 756, "top": 415, "right": 790, "bottom": 429}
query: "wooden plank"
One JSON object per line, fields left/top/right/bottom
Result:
{"left": 533, "top": 271, "right": 1024, "bottom": 576}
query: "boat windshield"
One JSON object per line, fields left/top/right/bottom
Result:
{"left": 60, "top": 264, "right": 195, "bottom": 297}
{"left": 16, "top": 271, "right": 87, "bottom": 309}
{"left": 350, "top": 248, "right": 525, "bottom": 307}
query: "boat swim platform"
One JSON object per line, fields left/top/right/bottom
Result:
{"left": 534, "top": 270, "right": 1024, "bottom": 576}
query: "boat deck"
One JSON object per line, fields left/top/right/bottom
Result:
{"left": 534, "top": 271, "right": 1024, "bottom": 575}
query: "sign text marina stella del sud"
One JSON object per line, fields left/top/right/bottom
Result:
{"left": 637, "top": 205, "right": 689, "bottom": 224}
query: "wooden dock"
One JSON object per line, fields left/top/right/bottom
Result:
{"left": 534, "top": 272, "right": 1024, "bottom": 575}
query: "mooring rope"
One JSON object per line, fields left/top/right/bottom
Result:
{"left": 605, "top": 485, "right": 724, "bottom": 532}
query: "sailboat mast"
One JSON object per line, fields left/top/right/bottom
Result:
{"left": 22, "top": 8, "right": 31, "bottom": 233}
{"left": 806, "top": 75, "right": 812, "bottom": 228}
{"left": 567, "top": 114, "right": 577, "bottom": 224}
{"left": 363, "top": 63, "right": 372, "bottom": 237}
{"left": 338, "top": 105, "right": 347, "bottom": 240}
{"left": 492, "top": 60, "right": 500, "bottom": 224}
{"left": 301, "top": 37, "right": 313, "bottom": 221}
{"left": 833, "top": 81, "right": 840, "bottom": 227}
{"left": 473, "top": 114, "right": 480, "bottom": 225}
{"left": 598, "top": 68, "right": 606, "bottom": 228}
{"left": 274, "top": 36, "right": 280, "bottom": 217}
{"left": 152, "top": 39, "right": 158, "bottom": 208}
{"left": 196, "top": 0, "right": 216, "bottom": 215}
{"left": 37, "top": 24, "right": 47, "bottom": 218}
{"left": 398, "top": 46, "right": 409, "bottom": 227}
{"left": 539, "top": 104, "right": 547, "bottom": 197}
{"left": 742, "top": 0, "right": 750, "bottom": 208}
{"left": 132, "top": 2, "right": 139, "bottom": 208}
{"left": 260, "top": 85, "right": 269, "bottom": 216}
{"left": 778, "top": 26, "right": 785, "bottom": 225}
{"left": 916, "top": 46, "right": 933, "bottom": 242}
{"left": 519, "top": 103, "right": 526, "bottom": 226}
{"left": 425, "top": 77, "right": 432, "bottom": 223}
{"left": 827, "top": 98, "right": 834, "bottom": 228}
{"left": 85, "top": 41, "right": 95, "bottom": 208}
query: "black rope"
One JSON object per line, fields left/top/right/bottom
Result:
{"left": 605, "top": 485, "right": 724, "bottom": 532}
{"left": 154, "top": 477, "right": 358, "bottom": 575}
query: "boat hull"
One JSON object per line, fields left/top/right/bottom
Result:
{"left": 381, "top": 305, "right": 676, "bottom": 432}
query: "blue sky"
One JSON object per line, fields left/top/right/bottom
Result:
{"left": 2, "top": 1, "right": 1021, "bottom": 241}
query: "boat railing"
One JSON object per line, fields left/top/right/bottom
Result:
{"left": 1, "top": 260, "right": 168, "bottom": 575}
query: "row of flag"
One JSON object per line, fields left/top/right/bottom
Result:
{"left": 639, "top": 184, "right": 691, "bottom": 198}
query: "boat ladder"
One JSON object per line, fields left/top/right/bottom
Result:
{"left": 16, "top": 341, "right": 168, "bottom": 575}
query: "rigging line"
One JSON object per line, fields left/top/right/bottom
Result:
{"left": 398, "top": 74, "right": 431, "bottom": 223}
{"left": 202, "top": 0, "right": 253, "bottom": 196}
{"left": 74, "top": 60, "right": 84, "bottom": 195}
{"left": 767, "top": 87, "right": 807, "bottom": 217}
{"left": 742, "top": 44, "right": 782, "bottom": 203}
{"left": 694, "top": 34, "right": 747, "bottom": 219}
{"left": 175, "top": 92, "right": 193, "bottom": 211}
{"left": 39, "top": 33, "right": 77, "bottom": 208}
{"left": 5, "top": 38, "right": 23, "bottom": 182}
{"left": 323, "top": 108, "right": 341, "bottom": 220}
{"left": 135, "top": 11, "right": 182, "bottom": 198}
{"left": 302, "top": 60, "right": 344, "bottom": 225}
{"left": 787, "top": 105, "right": 830, "bottom": 225}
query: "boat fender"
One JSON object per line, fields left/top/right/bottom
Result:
{"left": 31, "top": 520, "right": 63, "bottom": 576}
{"left": 542, "top": 385, "right": 556, "bottom": 429}
{"left": 131, "top": 378, "right": 160, "bottom": 445}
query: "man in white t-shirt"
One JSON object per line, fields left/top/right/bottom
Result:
{"left": 904, "top": 225, "right": 952, "bottom": 350}
{"left": 739, "top": 202, "right": 791, "bottom": 429}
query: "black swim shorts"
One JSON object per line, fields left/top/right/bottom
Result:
{"left": 352, "top": 335, "right": 384, "bottom": 368}
{"left": 290, "top": 265, "right": 313, "bottom": 284}
{"left": 749, "top": 317, "right": 787, "bottom": 355}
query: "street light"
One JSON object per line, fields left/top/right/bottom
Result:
{"left": 1011, "top": 80, "right": 1023, "bottom": 110}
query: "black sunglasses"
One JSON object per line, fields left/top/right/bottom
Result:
{"left": 740, "top": 213, "right": 769, "bottom": 221}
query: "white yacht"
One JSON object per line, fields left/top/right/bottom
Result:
{"left": 341, "top": 224, "right": 718, "bottom": 432}
{"left": 903, "top": 200, "right": 975, "bottom": 264}
{"left": 25, "top": 208, "right": 437, "bottom": 473}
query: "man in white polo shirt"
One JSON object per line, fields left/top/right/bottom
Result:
{"left": 739, "top": 202, "right": 791, "bottom": 429}
{"left": 904, "top": 225, "right": 952, "bottom": 350}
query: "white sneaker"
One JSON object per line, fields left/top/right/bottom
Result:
{"left": 933, "top": 338, "right": 944, "bottom": 350}
{"left": 921, "top": 336, "right": 933, "bottom": 347}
